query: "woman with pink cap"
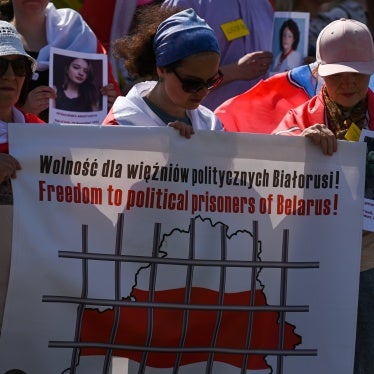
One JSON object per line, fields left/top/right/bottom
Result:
{"left": 273, "top": 18, "right": 374, "bottom": 373}
{"left": 273, "top": 18, "right": 374, "bottom": 154}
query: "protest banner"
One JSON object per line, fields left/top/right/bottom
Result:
{"left": 0, "top": 124, "right": 365, "bottom": 373}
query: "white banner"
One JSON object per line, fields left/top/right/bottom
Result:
{"left": 0, "top": 124, "right": 365, "bottom": 373}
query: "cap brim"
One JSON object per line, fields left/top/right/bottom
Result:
{"left": 318, "top": 61, "right": 374, "bottom": 77}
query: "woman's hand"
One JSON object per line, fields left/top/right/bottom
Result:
{"left": 21, "top": 86, "right": 56, "bottom": 116}
{"left": 0, "top": 154, "right": 21, "bottom": 183}
{"left": 301, "top": 124, "right": 337, "bottom": 155}
{"left": 220, "top": 51, "right": 273, "bottom": 83}
{"left": 101, "top": 83, "right": 119, "bottom": 110}
{"left": 168, "top": 121, "right": 195, "bottom": 139}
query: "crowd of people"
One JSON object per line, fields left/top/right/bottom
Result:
{"left": 0, "top": 0, "right": 374, "bottom": 372}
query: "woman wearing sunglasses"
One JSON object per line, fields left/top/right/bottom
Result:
{"left": 103, "top": 7, "right": 224, "bottom": 138}
{"left": 0, "top": 20, "right": 44, "bottom": 332}
{"left": 0, "top": 21, "right": 44, "bottom": 196}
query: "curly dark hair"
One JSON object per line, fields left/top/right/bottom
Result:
{"left": 113, "top": 4, "right": 182, "bottom": 79}
{"left": 279, "top": 18, "right": 300, "bottom": 51}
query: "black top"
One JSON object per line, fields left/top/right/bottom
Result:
{"left": 55, "top": 89, "right": 93, "bottom": 112}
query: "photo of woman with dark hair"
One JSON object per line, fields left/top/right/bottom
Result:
{"left": 55, "top": 57, "right": 102, "bottom": 112}
{"left": 273, "top": 18, "right": 303, "bottom": 72}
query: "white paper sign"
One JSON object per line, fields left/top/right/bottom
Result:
{"left": 48, "top": 47, "right": 108, "bottom": 124}
{"left": 0, "top": 124, "right": 365, "bottom": 373}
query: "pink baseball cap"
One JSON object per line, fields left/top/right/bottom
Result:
{"left": 316, "top": 18, "right": 374, "bottom": 77}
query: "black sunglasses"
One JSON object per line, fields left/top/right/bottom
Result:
{"left": 172, "top": 69, "right": 224, "bottom": 93}
{"left": 0, "top": 57, "right": 27, "bottom": 77}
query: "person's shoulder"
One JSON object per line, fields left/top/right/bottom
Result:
{"left": 189, "top": 105, "right": 224, "bottom": 131}
{"left": 103, "top": 97, "right": 140, "bottom": 126}
{"left": 107, "top": 88, "right": 154, "bottom": 127}
{"left": 115, "top": 81, "right": 156, "bottom": 109}
{"left": 195, "top": 105, "right": 217, "bottom": 121}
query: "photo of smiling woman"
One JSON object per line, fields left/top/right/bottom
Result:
{"left": 273, "top": 18, "right": 303, "bottom": 73}
{"left": 54, "top": 56, "right": 102, "bottom": 112}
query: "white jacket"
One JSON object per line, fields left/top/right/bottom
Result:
{"left": 104, "top": 81, "right": 224, "bottom": 131}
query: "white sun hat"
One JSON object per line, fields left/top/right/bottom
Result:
{"left": 0, "top": 21, "right": 36, "bottom": 72}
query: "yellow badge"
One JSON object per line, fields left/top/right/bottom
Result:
{"left": 345, "top": 122, "right": 362, "bottom": 142}
{"left": 220, "top": 19, "right": 250, "bottom": 41}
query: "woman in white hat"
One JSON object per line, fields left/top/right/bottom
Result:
{"left": 0, "top": 20, "right": 43, "bottom": 192}
{"left": 0, "top": 20, "right": 44, "bottom": 332}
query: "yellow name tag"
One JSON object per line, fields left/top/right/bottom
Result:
{"left": 345, "top": 122, "right": 361, "bottom": 142}
{"left": 220, "top": 19, "right": 250, "bottom": 41}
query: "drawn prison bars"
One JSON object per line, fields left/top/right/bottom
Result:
{"left": 43, "top": 213, "right": 319, "bottom": 373}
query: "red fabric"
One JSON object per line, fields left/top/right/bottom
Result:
{"left": 273, "top": 88, "right": 374, "bottom": 135}
{"left": 0, "top": 112, "right": 44, "bottom": 154}
{"left": 24, "top": 112, "right": 45, "bottom": 124}
{"left": 79, "top": 0, "right": 121, "bottom": 96}
{"left": 103, "top": 106, "right": 118, "bottom": 125}
{"left": 96, "top": 41, "right": 121, "bottom": 96}
{"left": 0, "top": 143, "right": 8, "bottom": 153}
{"left": 214, "top": 72, "right": 311, "bottom": 134}
{"left": 80, "top": 0, "right": 116, "bottom": 50}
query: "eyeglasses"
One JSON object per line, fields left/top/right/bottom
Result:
{"left": 0, "top": 57, "right": 27, "bottom": 77}
{"left": 172, "top": 69, "right": 223, "bottom": 93}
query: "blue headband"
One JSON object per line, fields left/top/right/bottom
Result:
{"left": 153, "top": 8, "right": 220, "bottom": 67}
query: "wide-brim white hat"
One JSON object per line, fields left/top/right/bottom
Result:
{"left": 0, "top": 21, "right": 37, "bottom": 72}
